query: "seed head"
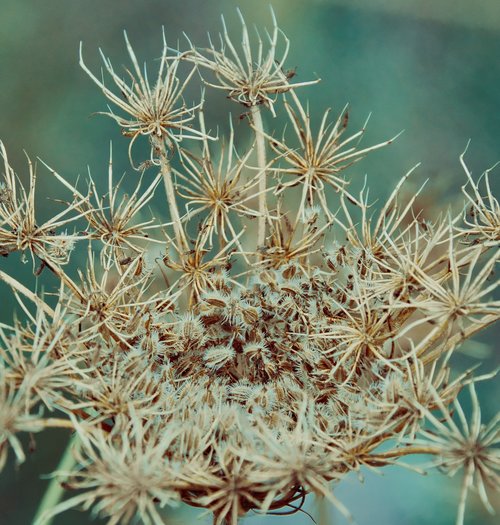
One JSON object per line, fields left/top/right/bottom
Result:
{"left": 183, "top": 7, "right": 319, "bottom": 116}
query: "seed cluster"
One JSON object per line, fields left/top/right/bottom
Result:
{"left": 0, "top": 8, "right": 499, "bottom": 525}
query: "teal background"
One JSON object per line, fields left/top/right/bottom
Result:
{"left": 0, "top": 1, "right": 498, "bottom": 523}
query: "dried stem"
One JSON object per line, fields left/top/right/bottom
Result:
{"left": 0, "top": 269, "right": 55, "bottom": 317}
{"left": 40, "top": 418, "right": 77, "bottom": 430}
{"left": 368, "top": 445, "right": 441, "bottom": 461}
{"left": 421, "top": 313, "right": 500, "bottom": 366}
{"left": 151, "top": 134, "right": 189, "bottom": 254}
{"left": 250, "top": 104, "right": 267, "bottom": 250}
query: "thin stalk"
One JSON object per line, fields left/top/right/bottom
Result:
{"left": 151, "top": 134, "right": 189, "bottom": 254}
{"left": 250, "top": 104, "right": 267, "bottom": 250}
{"left": 368, "top": 445, "right": 441, "bottom": 461}
{"left": 422, "top": 313, "right": 499, "bottom": 365}
{"left": 32, "top": 434, "right": 79, "bottom": 525}
{"left": 0, "top": 269, "right": 55, "bottom": 317}
{"left": 317, "top": 494, "right": 332, "bottom": 525}
{"left": 40, "top": 418, "right": 76, "bottom": 430}
{"left": 456, "top": 461, "right": 473, "bottom": 525}
{"left": 42, "top": 259, "right": 85, "bottom": 303}
{"left": 217, "top": 214, "right": 226, "bottom": 252}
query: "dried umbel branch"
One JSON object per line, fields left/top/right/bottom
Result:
{"left": 181, "top": 6, "right": 319, "bottom": 248}
{"left": 0, "top": 141, "right": 86, "bottom": 267}
{"left": 460, "top": 145, "right": 500, "bottom": 247}
{"left": 79, "top": 31, "right": 208, "bottom": 161}
{"left": 182, "top": 7, "right": 318, "bottom": 114}
{"left": 0, "top": 9, "right": 499, "bottom": 525}
{"left": 416, "top": 384, "right": 500, "bottom": 525}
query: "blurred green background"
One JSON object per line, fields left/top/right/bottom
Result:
{"left": 0, "top": 0, "right": 499, "bottom": 523}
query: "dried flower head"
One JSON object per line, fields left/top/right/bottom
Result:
{"left": 43, "top": 145, "right": 164, "bottom": 270}
{"left": 460, "top": 146, "right": 500, "bottom": 247}
{"left": 0, "top": 8, "right": 498, "bottom": 525}
{"left": 0, "top": 375, "right": 45, "bottom": 471}
{"left": 0, "top": 141, "right": 85, "bottom": 267}
{"left": 35, "top": 416, "right": 182, "bottom": 525}
{"left": 80, "top": 31, "right": 208, "bottom": 166}
{"left": 270, "top": 94, "right": 397, "bottom": 217}
{"left": 183, "top": 8, "right": 318, "bottom": 116}
{"left": 417, "top": 384, "right": 500, "bottom": 525}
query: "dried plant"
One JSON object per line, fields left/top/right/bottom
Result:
{"left": 0, "top": 8, "right": 498, "bottom": 525}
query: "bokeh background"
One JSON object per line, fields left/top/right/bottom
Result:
{"left": 0, "top": 0, "right": 499, "bottom": 524}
